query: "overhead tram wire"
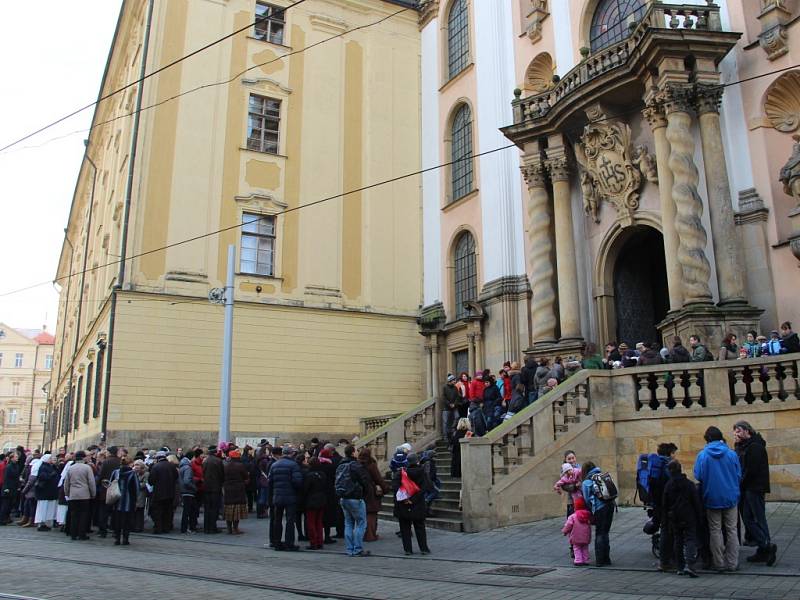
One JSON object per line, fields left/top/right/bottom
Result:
{"left": 0, "top": 0, "right": 309, "bottom": 153}
{"left": 0, "top": 61, "right": 795, "bottom": 300}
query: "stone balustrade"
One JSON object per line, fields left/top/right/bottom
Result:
{"left": 359, "top": 412, "right": 401, "bottom": 437}
{"left": 512, "top": 2, "right": 722, "bottom": 124}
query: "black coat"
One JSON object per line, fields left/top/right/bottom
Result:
{"left": 317, "top": 459, "right": 338, "bottom": 526}
{"left": 442, "top": 384, "right": 460, "bottom": 410}
{"left": 336, "top": 458, "right": 371, "bottom": 500}
{"left": 303, "top": 469, "right": 328, "bottom": 510}
{"left": 223, "top": 459, "right": 249, "bottom": 505}
{"left": 783, "top": 332, "right": 800, "bottom": 354}
{"left": 202, "top": 454, "right": 225, "bottom": 493}
{"left": 392, "top": 464, "right": 432, "bottom": 521}
{"left": 2, "top": 461, "right": 20, "bottom": 494}
{"left": 663, "top": 473, "right": 702, "bottom": 529}
{"left": 671, "top": 344, "right": 692, "bottom": 364}
{"left": 34, "top": 462, "right": 59, "bottom": 501}
{"left": 267, "top": 458, "right": 303, "bottom": 506}
{"left": 736, "top": 433, "right": 770, "bottom": 494}
{"left": 149, "top": 459, "right": 178, "bottom": 501}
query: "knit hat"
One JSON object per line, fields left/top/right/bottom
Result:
{"left": 561, "top": 462, "right": 573, "bottom": 475}
{"left": 475, "top": 371, "right": 483, "bottom": 379}
{"left": 400, "top": 443, "right": 413, "bottom": 453}
{"left": 155, "top": 450, "right": 166, "bottom": 459}
{"left": 447, "top": 374, "right": 456, "bottom": 383}
{"left": 619, "top": 342, "right": 629, "bottom": 350}
{"left": 574, "top": 496, "right": 587, "bottom": 511}
{"left": 228, "top": 449, "right": 241, "bottom": 459}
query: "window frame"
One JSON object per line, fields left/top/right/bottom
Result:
{"left": 39, "top": 408, "right": 46, "bottom": 425}
{"left": 11, "top": 381, "right": 20, "bottom": 397}
{"left": 14, "top": 353, "right": 23, "bottom": 368}
{"left": 254, "top": 1, "right": 286, "bottom": 46}
{"left": 449, "top": 104, "right": 474, "bottom": 203}
{"left": 453, "top": 231, "right": 478, "bottom": 320}
{"left": 246, "top": 94, "right": 282, "bottom": 155}
{"left": 44, "top": 354, "right": 53, "bottom": 369}
{"left": 240, "top": 212, "right": 277, "bottom": 278}
{"left": 8, "top": 409, "right": 17, "bottom": 425}
{"left": 93, "top": 348, "right": 105, "bottom": 419}
{"left": 74, "top": 376, "right": 83, "bottom": 431}
{"left": 83, "top": 362, "right": 93, "bottom": 424}
{"left": 589, "top": 0, "right": 646, "bottom": 53}
{"left": 0, "top": 352, "right": 3, "bottom": 367}
{"left": 446, "top": 0, "right": 470, "bottom": 81}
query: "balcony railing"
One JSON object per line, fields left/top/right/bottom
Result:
{"left": 512, "top": 2, "right": 723, "bottom": 125}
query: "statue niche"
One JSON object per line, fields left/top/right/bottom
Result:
{"left": 576, "top": 119, "right": 643, "bottom": 227}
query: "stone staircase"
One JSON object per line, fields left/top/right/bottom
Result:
{"left": 377, "top": 438, "right": 464, "bottom": 532}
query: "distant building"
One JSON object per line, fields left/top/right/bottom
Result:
{"left": 47, "top": 0, "right": 423, "bottom": 450}
{"left": 0, "top": 324, "right": 54, "bottom": 451}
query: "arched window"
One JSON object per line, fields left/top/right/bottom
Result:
{"left": 447, "top": 0, "right": 469, "bottom": 79}
{"left": 590, "top": 0, "right": 646, "bottom": 53}
{"left": 451, "top": 104, "right": 473, "bottom": 201}
{"left": 453, "top": 232, "right": 477, "bottom": 319}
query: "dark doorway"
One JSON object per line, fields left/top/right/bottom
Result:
{"left": 613, "top": 226, "right": 669, "bottom": 347}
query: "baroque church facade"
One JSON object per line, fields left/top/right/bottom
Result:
{"left": 418, "top": 0, "right": 800, "bottom": 387}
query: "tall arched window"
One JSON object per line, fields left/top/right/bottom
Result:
{"left": 453, "top": 232, "right": 477, "bottom": 319}
{"left": 447, "top": 0, "right": 469, "bottom": 79}
{"left": 451, "top": 104, "right": 473, "bottom": 201}
{"left": 590, "top": 0, "right": 646, "bottom": 52}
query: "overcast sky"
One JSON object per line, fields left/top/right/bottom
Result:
{"left": 0, "top": 1, "right": 122, "bottom": 332}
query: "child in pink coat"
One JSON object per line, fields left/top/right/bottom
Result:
{"left": 562, "top": 496, "right": 592, "bottom": 565}
{"left": 553, "top": 461, "right": 582, "bottom": 516}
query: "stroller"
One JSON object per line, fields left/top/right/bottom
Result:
{"left": 642, "top": 506, "right": 661, "bottom": 559}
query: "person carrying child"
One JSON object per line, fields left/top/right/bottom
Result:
{"left": 553, "top": 451, "right": 582, "bottom": 517}
{"left": 562, "top": 496, "right": 592, "bottom": 566}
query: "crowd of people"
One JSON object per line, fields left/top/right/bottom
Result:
{"left": 0, "top": 439, "right": 437, "bottom": 557}
{"left": 553, "top": 421, "right": 777, "bottom": 575}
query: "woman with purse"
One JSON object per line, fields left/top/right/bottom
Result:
{"left": 359, "top": 447, "right": 389, "bottom": 542}
{"left": 392, "top": 453, "right": 433, "bottom": 555}
{"left": 110, "top": 456, "right": 138, "bottom": 545}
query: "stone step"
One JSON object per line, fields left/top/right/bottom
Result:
{"left": 378, "top": 511, "right": 463, "bottom": 533}
{"left": 380, "top": 496, "right": 460, "bottom": 511}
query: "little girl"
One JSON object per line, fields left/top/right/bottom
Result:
{"left": 562, "top": 496, "right": 592, "bottom": 566}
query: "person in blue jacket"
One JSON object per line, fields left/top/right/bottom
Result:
{"left": 693, "top": 426, "right": 742, "bottom": 572}
{"left": 580, "top": 461, "right": 614, "bottom": 566}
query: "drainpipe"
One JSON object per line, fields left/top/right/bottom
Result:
{"left": 101, "top": 0, "right": 155, "bottom": 443}
{"left": 61, "top": 234, "right": 75, "bottom": 453}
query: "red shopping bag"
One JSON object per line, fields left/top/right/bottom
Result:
{"left": 395, "top": 468, "right": 421, "bottom": 501}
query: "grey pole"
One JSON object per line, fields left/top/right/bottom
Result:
{"left": 218, "top": 244, "right": 235, "bottom": 444}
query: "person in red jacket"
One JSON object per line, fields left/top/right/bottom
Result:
{"left": 468, "top": 371, "right": 485, "bottom": 402}
{"left": 190, "top": 449, "right": 205, "bottom": 507}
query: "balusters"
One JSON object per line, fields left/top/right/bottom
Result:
{"left": 731, "top": 366, "right": 749, "bottom": 405}
{"left": 492, "top": 441, "right": 506, "bottom": 478}
{"left": 518, "top": 421, "right": 534, "bottom": 457}
{"left": 635, "top": 372, "right": 650, "bottom": 411}
{"left": 576, "top": 383, "right": 590, "bottom": 416}
{"left": 564, "top": 388, "right": 578, "bottom": 424}
{"left": 686, "top": 370, "right": 704, "bottom": 408}
{"left": 553, "top": 397, "right": 567, "bottom": 433}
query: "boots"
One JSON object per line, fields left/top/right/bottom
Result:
{"left": 17, "top": 517, "right": 29, "bottom": 527}
{"left": 746, "top": 548, "right": 768, "bottom": 563}
{"left": 114, "top": 536, "right": 121, "bottom": 546}
{"left": 122, "top": 535, "right": 130, "bottom": 546}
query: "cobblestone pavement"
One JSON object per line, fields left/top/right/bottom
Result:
{"left": 0, "top": 503, "right": 798, "bottom": 600}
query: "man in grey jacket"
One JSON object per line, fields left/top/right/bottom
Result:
{"left": 178, "top": 456, "right": 198, "bottom": 534}
{"left": 64, "top": 451, "right": 96, "bottom": 541}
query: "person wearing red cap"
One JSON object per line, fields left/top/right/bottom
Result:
{"left": 562, "top": 496, "right": 592, "bottom": 566}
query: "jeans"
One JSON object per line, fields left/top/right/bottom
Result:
{"left": 441, "top": 409, "right": 456, "bottom": 439}
{"left": 742, "top": 490, "right": 771, "bottom": 551}
{"left": 707, "top": 507, "right": 739, "bottom": 569}
{"left": 272, "top": 503, "right": 297, "bottom": 548}
{"left": 96, "top": 497, "right": 111, "bottom": 534}
{"left": 593, "top": 503, "right": 614, "bottom": 565}
{"left": 672, "top": 525, "right": 698, "bottom": 570}
{"left": 340, "top": 498, "right": 367, "bottom": 556}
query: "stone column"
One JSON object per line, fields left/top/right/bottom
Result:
{"left": 424, "top": 341, "right": 434, "bottom": 398}
{"left": 467, "top": 332, "right": 476, "bottom": 375}
{"left": 430, "top": 335, "right": 440, "bottom": 397}
{"left": 521, "top": 156, "right": 557, "bottom": 344}
{"left": 474, "top": 330, "right": 484, "bottom": 370}
{"left": 662, "top": 84, "right": 713, "bottom": 305}
{"left": 695, "top": 85, "right": 748, "bottom": 305}
{"left": 643, "top": 100, "right": 683, "bottom": 311}
{"left": 545, "top": 153, "right": 581, "bottom": 340}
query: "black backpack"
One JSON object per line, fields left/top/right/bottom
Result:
{"left": 334, "top": 461, "right": 361, "bottom": 498}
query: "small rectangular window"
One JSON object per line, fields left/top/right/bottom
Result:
{"left": 247, "top": 94, "right": 281, "bottom": 154}
{"left": 8, "top": 409, "right": 17, "bottom": 425}
{"left": 11, "top": 382, "right": 20, "bottom": 397}
{"left": 0, "top": 353, "right": 3, "bottom": 367}
{"left": 39, "top": 409, "right": 46, "bottom": 425}
{"left": 14, "top": 353, "right": 23, "bottom": 368}
{"left": 254, "top": 2, "right": 285, "bottom": 45}
{"left": 44, "top": 354, "right": 53, "bottom": 369}
{"left": 240, "top": 213, "right": 276, "bottom": 276}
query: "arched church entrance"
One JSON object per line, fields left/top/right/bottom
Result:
{"left": 612, "top": 226, "right": 668, "bottom": 346}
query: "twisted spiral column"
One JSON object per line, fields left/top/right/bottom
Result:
{"left": 522, "top": 158, "right": 557, "bottom": 344}
{"left": 663, "top": 85, "right": 713, "bottom": 305}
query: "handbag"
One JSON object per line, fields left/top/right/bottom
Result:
{"left": 395, "top": 468, "right": 421, "bottom": 502}
{"left": 105, "top": 473, "right": 122, "bottom": 506}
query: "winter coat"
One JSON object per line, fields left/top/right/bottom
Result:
{"left": 533, "top": 366, "right": 550, "bottom": 394}
{"left": 693, "top": 440, "right": 741, "bottom": 509}
{"left": 548, "top": 363, "right": 565, "bottom": 383}
{"left": 554, "top": 467, "right": 582, "bottom": 503}
{"left": 671, "top": 343, "right": 692, "bottom": 364}
{"left": 442, "top": 384, "right": 461, "bottom": 410}
{"left": 99, "top": 456, "right": 121, "bottom": 484}
{"left": 317, "top": 457, "right": 338, "bottom": 526}
{"left": 735, "top": 433, "right": 770, "bottom": 494}
{"left": 257, "top": 455, "right": 273, "bottom": 488}
{"left": 223, "top": 458, "right": 249, "bottom": 505}
{"left": 202, "top": 454, "right": 225, "bottom": 493}
{"left": 765, "top": 339, "right": 783, "bottom": 355}
{"left": 113, "top": 466, "right": 139, "bottom": 513}
{"left": 468, "top": 379, "right": 485, "bottom": 402}
{"left": 662, "top": 472, "right": 702, "bottom": 529}
{"left": 581, "top": 354, "right": 604, "bottom": 370}
{"left": 392, "top": 465, "right": 432, "bottom": 521}
{"left": 742, "top": 341, "right": 761, "bottom": 358}
{"left": 178, "top": 457, "right": 197, "bottom": 496}
{"left": 718, "top": 344, "right": 739, "bottom": 361}
{"left": 782, "top": 332, "right": 800, "bottom": 354}
{"left": 149, "top": 458, "right": 178, "bottom": 502}
{"left": 63, "top": 462, "right": 96, "bottom": 500}
{"left": 135, "top": 471, "right": 149, "bottom": 508}
{"left": 690, "top": 344, "right": 710, "bottom": 362}
{"left": 637, "top": 349, "right": 662, "bottom": 366}
{"left": 389, "top": 450, "right": 409, "bottom": 473}
{"left": 266, "top": 457, "right": 303, "bottom": 506}
{"left": 502, "top": 375, "right": 512, "bottom": 401}
{"left": 360, "top": 458, "right": 389, "bottom": 513}
{"left": 562, "top": 509, "right": 592, "bottom": 545}
{"left": 190, "top": 456, "right": 204, "bottom": 492}
{"left": 450, "top": 429, "right": 467, "bottom": 478}
{"left": 1, "top": 461, "right": 20, "bottom": 495}
{"left": 336, "top": 457, "right": 371, "bottom": 500}
{"left": 34, "top": 462, "right": 59, "bottom": 501}
{"left": 581, "top": 466, "right": 610, "bottom": 514}
{"left": 302, "top": 468, "right": 328, "bottom": 511}
{"left": 520, "top": 358, "right": 538, "bottom": 395}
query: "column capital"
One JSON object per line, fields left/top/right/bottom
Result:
{"left": 695, "top": 84, "right": 724, "bottom": 116}
{"left": 659, "top": 83, "right": 695, "bottom": 116}
{"left": 545, "top": 156, "right": 571, "bottom": 182}
{"left": 521, "top": 160, "right": 547, "bottom": 188}
{"left": 642, "top": 100, "right": 668, "bottom": 131}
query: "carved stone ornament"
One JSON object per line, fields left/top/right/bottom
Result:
{"left": 418, "top": 0, "right": 439, "bottom": 30}
{"left": 764, "top": 71, "right": 800, "bottom": 133}
{"left": 759, "top": 25, "right": 788, "bottom": 60}
{"left": 575, "top": 121, "right": 642, "bottom": 227}
{"left": 525, "top": 1, "right": 549, "bottom": 44}
{"left": 525, "top": 53, "right": 555, "bottom": 93}
{"left": 633, "top": 145, "right": 658, "bottom": 184}
{"left": 779, "top": 135, "right": 800, "bottom": 202}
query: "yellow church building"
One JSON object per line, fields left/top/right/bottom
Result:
{"left": 47, "top": 0, "right": 423, "bottom": 450}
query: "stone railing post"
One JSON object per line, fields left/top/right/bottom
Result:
{"left": 702, "top": 364, "right": 731, "bottom": 409}
{"left": 521, "top": 153, "right": 557, "bottom": 345}
{"left": 460, "top": 437, "right": 496, "bottom": 532}
{"left": 546, "top": 142, "right": 582, "bottom": 341}
{"left": 643, "top": 97, "right": 683, "bottom": 311}
{"left": 662, "top": 83, "right": 713, "bottom": 305}
{"left": 695, "top": 84, "right": 748, "bottom": 305}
